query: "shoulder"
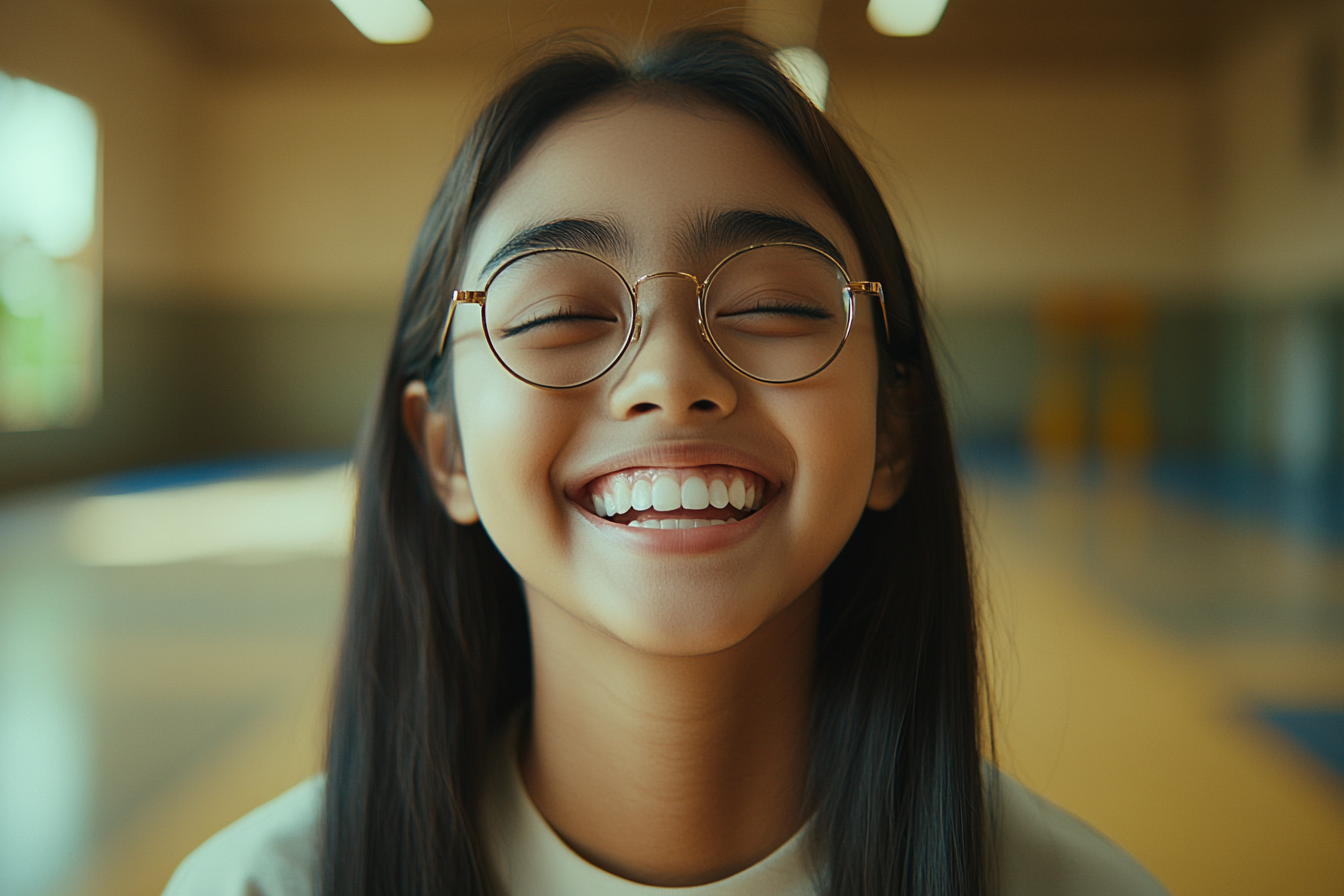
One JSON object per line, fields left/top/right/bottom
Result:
{"left": 161, "top": 775, "right": 324, "bottom": 896}
{"left": 987, "top": 767, "right": 1169, "bottom": 896}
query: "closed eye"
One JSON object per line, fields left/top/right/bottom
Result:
{"left": 718, "top": 301, "right": 834, "bottom": 320}
{"left": 499, "top": 307, "right": 620, "bottom": 338}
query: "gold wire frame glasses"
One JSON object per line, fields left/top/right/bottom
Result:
{"left": 435, "top": 241, "right": 888, "bottom": 390}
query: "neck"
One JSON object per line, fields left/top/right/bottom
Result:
{"left": 520, "top": 585, "right": 819, "bottom": 887}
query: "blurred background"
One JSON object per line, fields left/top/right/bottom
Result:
{"left": 0, "top": 0, "right": 1341, "bottom": 893}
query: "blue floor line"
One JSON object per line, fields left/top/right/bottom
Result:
{"left": 957, "top": 441, "right": 1344, "bottom": 544}
{"left": 1257, "top": 707, "right": 1344, "bottom": 782}
{"left": 90, "top": 449, "right": 351, "bottom": 495}
{"left": 1149, "top": 459, "right": 1344, "bottom": 542}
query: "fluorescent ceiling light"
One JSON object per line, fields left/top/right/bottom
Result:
{"left": 867, "top": 0, "right": 950, "bottom": 36}
{"left": 774, "top": 47, "right": 829, "bottom": 111}
{"left": 330, "top": 0, "right": 432, "bottom": 44}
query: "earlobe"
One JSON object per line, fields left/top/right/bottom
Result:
{"left": 401, "top": 381, "right": 479, "bottom": 525}
{"left": 867, "top": 415, "right": 913, "bottom": 512}
{"left": 867, "top": 456, "right": 910, "bottom": 511}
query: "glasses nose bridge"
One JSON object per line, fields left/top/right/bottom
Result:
{"left": 629, "top": 269, "right": 708, "bottom": 345}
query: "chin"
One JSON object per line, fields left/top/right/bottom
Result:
{"left": 590, "top": 583, "right": 788, "bottom": 657}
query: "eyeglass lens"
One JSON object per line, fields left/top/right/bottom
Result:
{"left": 702, "top": 245, "right": 851, "bottom": 383}
{"left": 483, "top": 250, "right": 634, "bottom": 388}
{"left": 481, "top": 245, "right": 852, "bottom": 388}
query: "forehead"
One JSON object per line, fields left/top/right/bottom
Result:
{"left": 463, "top": 94, "right": 861, "bottom": 276}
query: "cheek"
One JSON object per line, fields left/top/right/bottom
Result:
{"left": 794, "top": 393, "right": 879, "bottom": 536}
{"left": 753, "top": 344, "right": 882, "bottom": 589}
{"left": 796, "top": 348, "right": 882, "bottom": 503}
{"left": 451, "top": 351, "right": 572, "bottom": 541}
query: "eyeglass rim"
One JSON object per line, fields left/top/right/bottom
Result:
{"left": 437, "top": 241, "right": 886, "bottom": 389}
{"left": 698, "top": 241, "right": 858, "bottom": 386}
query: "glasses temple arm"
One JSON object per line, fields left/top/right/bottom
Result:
{"left": 851, "top": 281, "right": 889, "bottom": 343}
{"left": 437, "top": 290, "right": 486, "bottom": 356}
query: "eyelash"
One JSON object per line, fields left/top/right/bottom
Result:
{"left": 500, "top": 306, "right": 616, "bottom": 337}
{"left": 721, "top": 301, "right": 832, "bottom": 320}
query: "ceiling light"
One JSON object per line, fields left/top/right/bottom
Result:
{"left": 330, "top": 0, "right": 432, "bottom": 44}
{"left": 774, "top": 47, "right": 829, "bottom": 111}
{"left": 866, "top": 0, "right": 950, "bottom": 37}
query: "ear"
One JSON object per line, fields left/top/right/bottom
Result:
{"left": 401, "top": 380, "right": 479, "bottom": 525}
{"left": 867, "top": 391, "right": 914, "bottom": 512}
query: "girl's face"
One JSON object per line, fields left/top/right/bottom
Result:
{"left": 434, "top": 94, "right": 904, "bottom": 656}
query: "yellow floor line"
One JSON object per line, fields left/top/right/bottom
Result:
{"left": 979, "top": 485, "right": 1344, "bottom": 896}
{"left": 63, "top": 481, "right": 1344, "bottom": 895}
{"left": 75, "top": 658, "right": 330, "bottom": 896}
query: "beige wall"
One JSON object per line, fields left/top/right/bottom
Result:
{"left": 186, "top": 58, "right": 1217, "bottom": 311}
{"left": 176, "top": 58, "right": 1213, "bottom": 312}
{"left": 1216, "top": 3, "right": 1344, "bottom": 302}
{"left": 187, "top": 68, "right": 469, "bottom": 309}
{"left": 835, "top": 66, "right": 1209, "bottom": 308}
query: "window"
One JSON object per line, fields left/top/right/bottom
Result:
{"left": 0, "top": 73, "right": 99, "bottom": 432}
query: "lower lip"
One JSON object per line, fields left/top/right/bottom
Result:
{"left": 577, "top": 501, "right": 770, "bottom": 553}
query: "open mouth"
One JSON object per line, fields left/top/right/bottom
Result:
{"left": 584, "top": 464, "right": 767, "bottom": 529}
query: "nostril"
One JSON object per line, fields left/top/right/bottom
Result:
{"left": 690, "top": 399, "right": 718, "bottom": 412}
{"left": 631, "top": 402, "right": 659, "bottom": 414}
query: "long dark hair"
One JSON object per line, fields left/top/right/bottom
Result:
{"left": 323, "top": 28, "right": 985, "bottom": 896}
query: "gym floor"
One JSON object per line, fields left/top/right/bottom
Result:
{"left": 0, "top": 457, "right": 1340, "bottom": 896}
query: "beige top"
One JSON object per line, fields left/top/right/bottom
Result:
{"left": 163, "top": 740, "right": 1168, "bottom": 896}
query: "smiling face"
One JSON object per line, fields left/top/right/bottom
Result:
{"left": 428, "top": 94, "right": 903, "bottom": 656}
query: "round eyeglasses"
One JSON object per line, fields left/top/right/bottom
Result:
{"left": 435, "top": 242, "right": 888, "bottom": 389}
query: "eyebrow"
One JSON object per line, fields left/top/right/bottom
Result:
{"left": 479, "top": 208, "right": 847, "bottom": 280}
{"left": 678, "top": 209, "right": 847, "bottom": 268}
{"left": 480, "top": 217, "right": 632, "bottom": 279}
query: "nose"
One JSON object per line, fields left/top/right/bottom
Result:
{"left": 606, "top": 275, "right": 738, "bottom": 423}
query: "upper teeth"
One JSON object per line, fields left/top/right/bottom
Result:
{"left": 589, "top": 468, "right": 763, "bottom": 518}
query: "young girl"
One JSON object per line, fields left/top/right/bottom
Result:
{"left": 166, "top": 28, "right": 1167, "bottom": 896}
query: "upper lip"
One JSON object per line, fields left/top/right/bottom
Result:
{"left": 564, "top": 441, "right": 782, "bottom": 503}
